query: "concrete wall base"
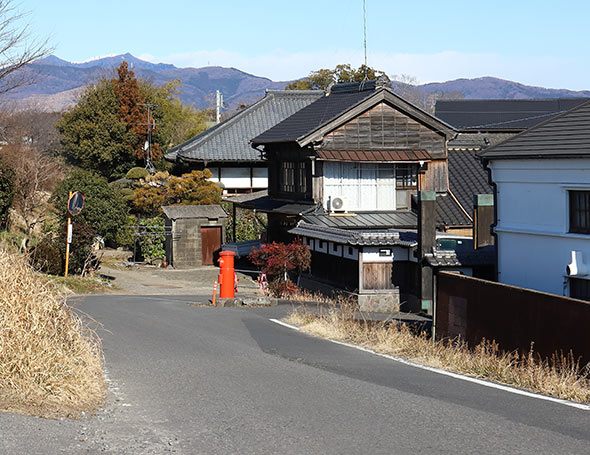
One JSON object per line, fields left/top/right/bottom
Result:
{"left": 358, "top": 290, "right": 400, "bottom": 313}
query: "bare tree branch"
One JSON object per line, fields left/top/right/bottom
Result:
{"left": 0, "top": 0, "right": 52, "bottom": 96}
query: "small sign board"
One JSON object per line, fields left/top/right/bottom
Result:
{"left": 68, "top": 191, "right": 85, "bottom": 216}
{"left": 67, "top": 221, "right": 73, "bottom": 244}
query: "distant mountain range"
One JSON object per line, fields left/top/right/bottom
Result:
{"left": 6, "top": 53, "right": 590, "bottom": 112}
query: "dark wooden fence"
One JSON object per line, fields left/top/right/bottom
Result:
{"left": 436, "top": 271, "right": 590, "bottom": 366}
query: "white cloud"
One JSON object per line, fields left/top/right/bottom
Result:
{"left": 138, "top": 50, "right": 590, "bottom": 91}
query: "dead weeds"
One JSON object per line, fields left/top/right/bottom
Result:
{"left": 0, "top": 249, "right": 106, "bottom": 418}
{"left": 285, "top": 298, "right": 590, "bottom": 404}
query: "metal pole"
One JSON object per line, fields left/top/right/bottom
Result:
{"left": 64, "top": 191, "right": 72, "bottom": 277}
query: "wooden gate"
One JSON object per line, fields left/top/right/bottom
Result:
{"left": 201, "top": 226, "right": 221, "bottom": 265}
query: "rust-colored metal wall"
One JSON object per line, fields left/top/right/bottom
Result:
{"left": 436, "top": 271, "right": 590, "bottom": 365}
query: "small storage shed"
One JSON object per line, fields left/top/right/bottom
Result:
{"left": 162, "top": 205, "right": 228, "bottom": 268}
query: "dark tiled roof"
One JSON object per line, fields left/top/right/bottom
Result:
{"left": 435, "top": 194, "right": 471, "bottom": 227}
{"left": 165, "top": 90, "right": 323, "bottom": 163}
{"left": 435, "top": 98, "right": 589, "bottom": 131}
{"left": 233, "top": 194, "right": 316, "bottom": 215}
{"left": 317, "top": 150, "right": 432, "bottom": 162}
{"left": 448, "top": 149, "right": 492, "bottom": 217}
{"left": 480, "top": 99, "right": 590, "bottom": 160}
{"left": 251, "top": 87, "right": 376, "bottom": 145}
{"left": 289, "top": 221, "right": 417, "bottom": 247}
{"left": 162, "top": 205, "right": 227, "bottom": 220}
{"left": 425, "top": 245, "right": 495, "bottom": 267}
{"left": 301, "top": 211, "right": 418, "bottom": 230}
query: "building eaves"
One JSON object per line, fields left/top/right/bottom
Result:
{"left": 301, "top": 211, "right": 418, "bottom": 230}
{"left": 289, "top": 221, "right": 418, "bottom": 247}
{"left": 162, "top": 204, "right": 228, "bottom": 220}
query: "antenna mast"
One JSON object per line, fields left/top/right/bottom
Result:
{"left": 363, "top": 0, "right": 368, "bottom": 74}
{"left": 139, "top": 103, "right": 157, "bottom": 174}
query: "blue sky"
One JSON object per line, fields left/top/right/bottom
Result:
{"left": 21, "top": 0, "right": 590, "bottom": 89}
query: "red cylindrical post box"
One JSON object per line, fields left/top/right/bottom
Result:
{"left": 218, "top": 251, "right": 236, "bottom": 298}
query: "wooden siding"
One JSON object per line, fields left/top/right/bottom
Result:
{"left": 362, "top": 262, "right": 394, "bottom": 290}
{"left": 321, "top": 102, "right": 446, "bottom": 158}
{"left": 421, "top": 159, "right": 449, "bottom": 192}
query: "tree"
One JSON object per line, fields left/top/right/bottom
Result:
{"left": 132, "top": 170, "right": 222, "bottom": 216}
{"left": 140, "top": 79, "right": 208, "bottom": 154}
{"left": 57, "top": 78, "right": 133, "bottom": 179}
{"left": 0, "top": 0, "right": 51, "bottom": 96}
{"left": 114, "top": 61, "right": 148, "bottom": 160}
{"left": 52, "top": 170, "right": 128, "bottom": 244}
{"left": 1, "top": 144, "right": 61, "bottom": 237}
{"left": 58, "top": 63, "right": 209, "bottom": 180}
{"left": 286, "top": 64, "right": 389, "bottom": 90}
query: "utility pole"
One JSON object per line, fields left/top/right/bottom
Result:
{"left": 138, "top": 103, "right": 157, "bottom": 174}
{"left": 216, "top": 90, "right": 223, "bottom": 124}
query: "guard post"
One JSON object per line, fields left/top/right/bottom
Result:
{"left": 218, "top": 251, "right": 236, "bottom": 299}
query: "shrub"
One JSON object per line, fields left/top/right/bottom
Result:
{"left": 125, "top": 167, "right": 149, "bottom": 180}
{"left": 114, "top": 215, "right": 137, "bottom": 249}
{"left": 0, "top": 158, "right": 15, "bottom": 227}
{"left": 137, "top": 217, "right": 166, "bottom": 262}
{"left": 30, "top": 237, "right": 63, "bottom": 276}
{"left": 248, "top": 239, "right": 311, "bottom": 296}
{"left": 52, "top": 170, "right": 128, "bottom": 245}
{"left": 55, "top": 220, "right": 98, "bottom": 275}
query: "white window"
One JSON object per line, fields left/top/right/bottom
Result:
{"left": 323, "top": 162, "right": 417, "bottom": 211}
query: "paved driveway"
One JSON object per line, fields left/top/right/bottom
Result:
{"left": 1, "top": 294, "right": 588, "bottom": 454}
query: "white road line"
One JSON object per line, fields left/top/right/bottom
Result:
{"left": 268, "top": 318, "right": 590, "bottom": 411}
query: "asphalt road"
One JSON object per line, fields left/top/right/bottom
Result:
{"left": 1, "top": 294, "right": 589, "bottom": 454}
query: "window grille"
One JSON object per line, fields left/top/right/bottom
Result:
{"left": 569, "top": 190, "right": 590, "bottom": 234}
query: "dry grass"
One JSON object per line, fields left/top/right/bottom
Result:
{"left": 0, "top": 248, "right": 106, "bottom": 418}
{"left": 286, "top": 298, "right": 590, "bottom": 404}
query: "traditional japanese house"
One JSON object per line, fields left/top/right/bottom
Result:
{"left": 165, "top": 89, "right": 324, "bottom": 193}
{"left": 238, "top": 81, "right": 493, "bottom": 312}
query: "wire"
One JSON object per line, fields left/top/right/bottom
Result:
{"left": 451, "top": 110, "right": 569, "bottom": 129}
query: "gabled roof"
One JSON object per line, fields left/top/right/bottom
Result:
{"left": 165, "top": 90, "right": 324, "bottom": 164}
{"left": 435, "top": 98, "right": 589, "bottom": 131}
{"left": 252, "top": 82, "right": 456, "bottom": 146}
{"left": 480, "top": 99, "right": 590, "bottom": 160}
{"left": 162, "top": 205, "right": 227, "bottom": 220}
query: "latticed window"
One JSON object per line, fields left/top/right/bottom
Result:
{"left": 280, "top": 161, "right": 296, "bottom": 192}
{"left": 395, "top": 164, "right": 418, "bottom": 189}
{"left": 569, "top": 190, "right": 590, "bottom": 234}
{"left": 298, "top": 161, "right": 307, "bottom": 193}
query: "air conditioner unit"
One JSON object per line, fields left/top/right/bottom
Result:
{"left": 566, "top": 250, "right": 590, "bottom": 276}
{"left": 330, "top": 196, "right": 348, "bottom": 213}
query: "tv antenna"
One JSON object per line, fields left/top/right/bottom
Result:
{"left": 138, "top": 103, "right": 157, "bottom": 174}
{"left": 363, "top": 0, "right": 368, "bottom": 79}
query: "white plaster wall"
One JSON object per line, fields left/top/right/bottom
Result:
{"left": 343, "top": 245, "right": 359, "bottom": 260}
{"left": 490, "top": 158, "right": 590, "bottom": 295}
{"left": 219, "top": 167, "right": 251, "bottom": 189}
{"left": 252, "top": 167, "right": 268, "bottom": 188}
{"left": 328, "top": 242, "right": 343, "bottom": 256}
{"left": 361, "top": 246, "right": 395, "bottom": 263}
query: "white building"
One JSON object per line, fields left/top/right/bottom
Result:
{"left": 481, "top": 100, "right": 590, "bottom": 300}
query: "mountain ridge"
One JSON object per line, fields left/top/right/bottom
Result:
{"left": 8, "top": 53, "right": 590, "bottom": 112}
